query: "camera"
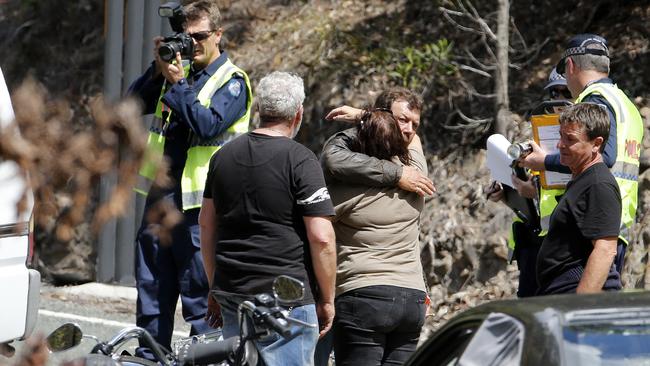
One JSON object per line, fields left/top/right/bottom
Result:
{"left": 158, "top": 2, "right": 194, "bottom": 63}
{"left": 158, "top": 33, "right": 193, "bottom": 63}
{"left": 507, "top": 142, "right": 533, "bottom": 160}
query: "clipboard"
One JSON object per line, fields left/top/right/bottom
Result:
{"left": 503, "top": 183, "right": 540, "bottom": 232}
{"left": 530, "top": 114, "right": 572, "bottom": 189}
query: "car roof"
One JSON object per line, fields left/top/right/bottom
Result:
{"left": 461, "top": 290, "right": 650, "bottom": 324}
{"left": 419, "top": 291, "right": 650, "bottom": 366}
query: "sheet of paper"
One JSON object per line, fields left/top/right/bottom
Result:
{"left": 486, "top": 134, "right": 515, "bottom": 188}
{"left": 533, "top": 121, "right": 572, "bottom": 187}
{"left": 537, "top": 124, "right": 561, "bottom": 141}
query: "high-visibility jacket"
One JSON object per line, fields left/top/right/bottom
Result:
{"left": 135, "top": 59, "right": 252, "bottom": 210}
{"left": 538, "top": 82, "right": 643, "bottom": 242}
{"left": 538, "top": 188, "right": 566, "bottom": 237}
{"left": 508, "top": 216, "right": 523, "bottom": 250}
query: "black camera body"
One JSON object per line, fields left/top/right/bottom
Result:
{"left": 159, "top": 33, "right": 193, "bottom": 62}
{"left": 158, "top": 2, "right": 194, "bottom": 62}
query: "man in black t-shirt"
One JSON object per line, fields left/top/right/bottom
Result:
{"left": 537, "top": 103, "right": 622, "bottom": 295}
{"left": 199, "top": 71, "right": 336, "bottom": 366}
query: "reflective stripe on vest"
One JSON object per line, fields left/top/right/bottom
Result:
{"left": 576, "top": 83, "right": 643, "bottom": 231}
{"left": 537, "top": 83, "right": 643, "bottom": 240}
{"left": 538, "top": 188, "right": 564, "bottom": 236}
{"left": 135, "top": 59, "right": 253, "bottom": 211}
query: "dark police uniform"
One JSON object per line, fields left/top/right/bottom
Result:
{"left": 128, "top": 51, "right": 249, "bottom": 350}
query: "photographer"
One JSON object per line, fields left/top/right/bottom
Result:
{"left": 128, "top": 1, "right": 252, "bottom": 355}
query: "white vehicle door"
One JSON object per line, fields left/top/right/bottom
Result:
{"left": 0, "top": 67, "right": 39, "bottom": 343}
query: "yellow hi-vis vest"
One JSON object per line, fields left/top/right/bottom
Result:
{"left": 135, "top": 59, "right": 252, "bottom": 210}
{"left": 508, "top": 216, "right": 523, "bottom": 250}
{"left": 538, "top": 83, "right": 643, "bottom": 242}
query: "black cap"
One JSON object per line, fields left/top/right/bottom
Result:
{"left": 556, "top": 34, "right": 609, "bottom": 74}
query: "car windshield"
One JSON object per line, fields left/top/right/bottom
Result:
{"left": 563, "top": 322, "right": 650, "bottom": 365}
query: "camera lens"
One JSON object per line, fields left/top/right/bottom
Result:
{"left": 507, "top": 142, "right": 532, "bottom": 160}
{"left": 158, "top": 42, "right": 179, "bottom": 62}
{"left": 507, "top": 144, "right": 523, "bottom": 160}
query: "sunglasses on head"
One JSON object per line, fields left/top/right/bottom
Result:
{"left": 550, "top": 88, "right": 572, "bottom": 100}
{"left": 373, "top": 107, "right": 392, "bottom": 114}
{"left": 189, "top": 30, "right": 214, "bottom": 41}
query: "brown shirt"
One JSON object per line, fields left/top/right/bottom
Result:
{"left": 329, "top": 145, "right": 427, "bottom": 296}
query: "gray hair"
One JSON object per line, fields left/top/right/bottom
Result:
{"left": 569, "top": 43, "right": 610, "bottom": 74}
{"left": 256, "top": 72, "right": 305, "bottom": 123}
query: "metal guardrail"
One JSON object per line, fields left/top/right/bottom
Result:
{"left": 97, "top": 0, "right": 172, "bottom": 285}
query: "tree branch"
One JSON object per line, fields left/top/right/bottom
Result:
{"left": 457, "top": 63, "right": 493, "bottom": 78}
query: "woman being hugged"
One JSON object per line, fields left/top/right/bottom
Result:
{"left": 328, "top": 109, "right": 428, "bottom": 366}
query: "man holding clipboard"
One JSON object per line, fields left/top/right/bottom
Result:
{"left": 519, "top": 34, "right": 643, "bottom": 276}
{"left": 486, "top": 68, "right": 571, "bottom": 297}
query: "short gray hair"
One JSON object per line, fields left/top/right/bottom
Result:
{"left": 256, "top": 72, "right": 305, "bottom": 123}
{"left": 569, "top": 43, "right": 610, "bottom": 74}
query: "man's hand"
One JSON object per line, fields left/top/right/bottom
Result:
{"left": 511, "top": 174, "right": 537, "bottom": 199}
{"left": 325, "top": 106, "right": 363, "bottom": 124}
{"left": 518, "top": 140, "right": 547, "bottom": 171}
{"left": 316, "top": 301, "right": 335, "bottom": 338}
{"left": 485, "top": 181, "right": 504, "bottom": 202}
{"left": 398, "top": 165, "right": 436, "bottom": 196}
{"left": 151, "top": 36, "right": 165, "bottom": 77}
{"left": 155, "top": 49, "right": 185, "bottom": 84}
{"left": 205, "top": 294, "right": 223, "bottom": 328}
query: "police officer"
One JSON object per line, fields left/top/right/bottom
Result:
{"left": 128, "top": 0, "right": 252, "bottom": 353}
{"left": 486, "top": 67, "right": 571, "bottom": 297}
{"left": 520, "top": 34, "right": 643, "bottom": 275}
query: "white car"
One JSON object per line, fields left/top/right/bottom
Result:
{"left": 0, "top": 67, "right": 39, "bottom": 346}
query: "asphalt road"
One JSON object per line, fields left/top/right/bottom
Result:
{"left": 2, "top": 282, "right": 191, "bottom": 366}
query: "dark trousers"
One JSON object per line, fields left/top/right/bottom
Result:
{"left": 314, "top": 329, "right": 334, "bottom": 366}
{"left": 539, "top": 240, "right": 626, "bottom": 296}
{"left": 333, "top": 285, "right": 426, "bottom": 366}
{"left": 135, "top": 207, "right": 210, "bottom": 350}
{"left": 540, "top": 264, "right": 622, "bottom": 295}
{"left": 615, "top": 239, "right": 626, "bottom": 274}
{"left": 511, "top": 221, "right": 543, "bottom": 298}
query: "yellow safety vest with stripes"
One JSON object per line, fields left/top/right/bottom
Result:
{"left": 135, "top": 59, "right": 252, "bottom": 210}
{"left": 537, "top": 82, "right": 643, "bottom": 243}
{"left": 508, "top": 216, "right": 523, "bottom": 250}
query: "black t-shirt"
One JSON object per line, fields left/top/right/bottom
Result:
{"left": 203, "top": 132, "right": 335, "bottom": 304}
{"left": 537, "top": 163, "right": 622, "bottom": 294}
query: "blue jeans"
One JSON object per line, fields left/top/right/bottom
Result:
{"left": 220, "top": 298, "right": 319, "bottom": 366}
{"left": 334, "top": 285, "right": 426, "bottom": 366}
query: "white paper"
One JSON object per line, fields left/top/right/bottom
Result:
{"left": 486, "top": 134, "right": 515, "bottom": 188}
{"left": 535, "top": 124, "right": 572, "bottom": 187}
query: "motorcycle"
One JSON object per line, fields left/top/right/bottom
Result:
{"left": 46, "top": 275, "right": 316, "bottom": 365}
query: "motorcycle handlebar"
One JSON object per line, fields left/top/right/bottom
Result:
{"left": 177, "top": 336, "right": 239, "bottom": 366}
{"left": 261, "top": 311, "right": 292, "bottom": 338}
